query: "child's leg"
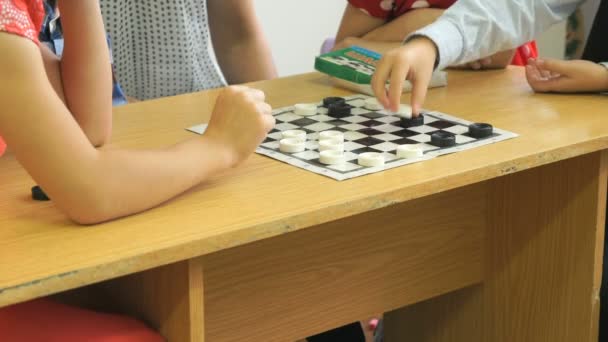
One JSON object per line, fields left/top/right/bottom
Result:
{"left": 0, "top": 299, "right": 164, "bottom": 342}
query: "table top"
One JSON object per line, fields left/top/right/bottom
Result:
{"left": 2, "top": 69, "right": 608, "bottom": 306}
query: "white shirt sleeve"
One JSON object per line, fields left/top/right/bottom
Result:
{"left": 410, "top": 0, "right": 583, "bottom": 70}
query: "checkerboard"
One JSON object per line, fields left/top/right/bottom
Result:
{"left": 256, "top": 95, "right": 518, "bottom": 180}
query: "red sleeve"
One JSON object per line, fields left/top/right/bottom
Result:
{"left": 348, "top": 0, "right": 392, "bottom": 19}
{"left": 0, "top": 0, "right": 45, "bottom": 44}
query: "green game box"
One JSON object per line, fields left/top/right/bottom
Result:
{"left": 314, "top": 46, "right": 447, "bottom": 95}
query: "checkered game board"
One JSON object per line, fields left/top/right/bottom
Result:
{"left": 255, "top": 95, "right": 518, "bottom": 180}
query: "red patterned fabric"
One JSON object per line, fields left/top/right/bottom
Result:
{"left": 0, "top": 0, "right": 44, "bottom": 157}
{"left": 0, "top": 0, "right": 44, "bottom": 44}
{"left": 348, "top": 0, "right": 537, "bottom": 66}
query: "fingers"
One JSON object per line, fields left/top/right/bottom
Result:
{"left": 371, "top": 54, "right": 393, "bottom": 109}
{"left": 526, "top": 64, "right": 550, "bottom": 92}
{"left": 257, "top": 101, "right": 272, "bottom": 115}
{"left": 246, "top": 87, "right": 265, "bottom": 101}
{"left": 410, "top": 68, "right": 432, "bottom": 115}
{"left": 388, "top": 63, "right": 409, "bottom": 112}
{"left": 252, "top": 92, "right": 273, "bottom": 133}
{"left": 261, "top": 112, "right": 276, "bottom": 133}
{"left": 535, "top": 58, "right": 572, "bottom": 76}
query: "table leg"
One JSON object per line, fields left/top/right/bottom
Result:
{"left": 101, "top": 259, "right": 205, "bottom": 342}
{"left": 385, "top": 151, "right": 607, "bottom": 342}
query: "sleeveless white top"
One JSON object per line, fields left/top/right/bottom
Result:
{"left": 100, "top": 0, "right": 227, "bottom": 100}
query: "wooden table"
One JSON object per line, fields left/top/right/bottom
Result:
{"left": 1, "top": 69, "right": 606, "bottom": 342}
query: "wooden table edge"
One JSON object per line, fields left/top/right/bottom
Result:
{"left": 2, "top": 136, "right": 607, "bottom": 307}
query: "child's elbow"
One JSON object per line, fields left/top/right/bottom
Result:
{"left": 84, "top": 121, "right": 112, "bottom": 148}
{"left": 89, "top": 129, "right": 112, "bottom": 148}
{"left": 62, "top": 188, "right": 117, "bottom": 225}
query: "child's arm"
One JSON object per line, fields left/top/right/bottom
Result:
{"left": 0, "top": 34, "right": 274, "bottom": 224}
{"left": 371, "top": 0, "right": 581, "bottom": 113}
{"left": 362, "top": 8, "right": 516, "bottom": 69}
{"left": 335, "top": 4, "right": 385, "bottom": 45}
{"left": 56, "top": 0, "right": 113, "bottom": 147}
{"left": 363, "top": 8, "right": 444, "bottom": 42}
{"left": 208, "top": 0, "right": 277, "bottom": 83}
{"left": 526, "top": 58, "right": 608, "bottom": 93}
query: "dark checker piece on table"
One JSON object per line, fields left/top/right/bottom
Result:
{"left": 328, "top": 103, "right": 353, "bottom": 118}
{"left": 322, "top": 97, "right": 346, "bottom": 108}
{"left": 468, "top": 123, "right": 494, "bottom": 138}
{"left": 431, "top": 131, "right": 456, "bottom": 147}
{"left": 400, "top": 114, "right": 424, "bottom": 128}
{"left": 32, "top": 185, "right": 50, "bottom": 201}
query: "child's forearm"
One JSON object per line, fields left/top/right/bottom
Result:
{"left": 58, "top": 0, "right": 113, "bottom": 147}
{"left": 363, "top": 8, "right": 445, "bottom": 42}
{"left": 59, "top": 137, "right": 232, "bottom": 224}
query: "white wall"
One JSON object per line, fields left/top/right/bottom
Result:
{"left": 254, "top": 1, "right": 345, "bottom": 77}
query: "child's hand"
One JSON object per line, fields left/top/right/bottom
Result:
{"left": 204, "top": 86, "right": 275, "bottom": 167}
{"left": 526, "top": 58, "right": 608, "bottom": 93}
{"left": 371, "top": 37, "right": 438, "bottom": 115}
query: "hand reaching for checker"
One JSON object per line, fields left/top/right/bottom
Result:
{"left": 371, "top": 37, "right": 438, "bottom": 116}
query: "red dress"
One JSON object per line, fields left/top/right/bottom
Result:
{"left": 0, "top": 3, "right": 164, "bottom": 341}
{"left": 348, "top": 0, "right": 538, "bottom": 66}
